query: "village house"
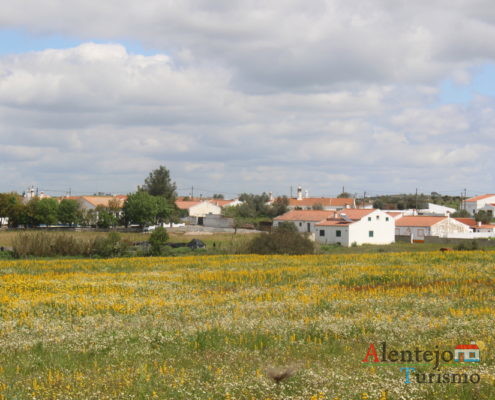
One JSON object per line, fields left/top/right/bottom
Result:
{"left": 462, "top": 194, "right": 495, "bottom": 215}
{"left": 315, "top": 209, "right": 395, "bottom": 246}
{"left": 175, "top": 200, "right": 222, "bottom": 225}
{"left": 454, "top": 342, "right": 480, "bottom": 362}
{"left": 273, "top": 210, "right": 336, "bottom": 234}
{"left": 395, "top": 216, "right": 470, "bottom": 242}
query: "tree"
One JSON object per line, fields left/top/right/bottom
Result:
{"left": 212, "top": 193, "right": 224, "bottom": 199}
{"left": 26, "top": 198, "right": 59, "bottom": 226}
{"left": 58, "top": 199, "right": 80, "bottom": 226}
{"left": 451, "top": 209, "right": 470, "bottom": 218}
{"left": 96, "top": 206, "right": 117, "bottom": 229}
{"left": 141, "top": 165, "right": 177, "bottom": 201}
{"left": 0, "top": 193, "right": 24, "bottom": 227}
{"left": 475, "top": 210, "right": 492, "bottom": 224}
{"left": 149, "top": 226, "right": 169, "bottom": 255}
{"left": 337, "top": 192, "right": 352, "bottom": 198}
{"left": 123, "top": 191, "right": 162, "bottom": 227}
{"left": 311, "top": 203, "right": 324, "bottom": 211}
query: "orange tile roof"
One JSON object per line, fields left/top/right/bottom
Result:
{"left": 386, "top": 212, "right": 403, "bottom": 217}
{"left": 465, "top": 194, "right": 495, "bottom": 202}
{"left": 288, "top": 197, "right": 355, "bottom": 207}
{"left": 210, "top": 199, "right": 238, "bottom": 207}
{"left": 175, "top": 200, "right": 201, "bottom": 210}
{"left": 474, "top": 224, "right": 495, "bottom": 229}
{"left": 81, "top": 196, "right": 127, "bottom": 208}
{"left": 395, "top": 216, "right": 446, "bottom": 227}
{"left": 454, "top": 218, "right": 477, "bottom": 227}
{"left": 315, "top": 218, "right": 352, "bottom": 226}
{"left": 337, "top": 209, "right": 374, "bottom": 219}
{"left": 274, "top": 210, "right": 336, "bottom": 221}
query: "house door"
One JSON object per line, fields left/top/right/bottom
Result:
{"left": 307, "top": 223, "right": 311, "bottom": 232}
{"left": 198, "top": 217, "right": 204, "bottom": 226}
{"left": 459, "top": 353, "right": 464, "bottom": 362}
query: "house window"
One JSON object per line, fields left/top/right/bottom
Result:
{"left": 368, "top": 217, "right": 371, "bottom": 221}
{"left": 376, "top": 215, "right": 379, "bottom": 220}
{"left": 369, "top": 231, "right": 374, "bottom": 237}
{"left": 319, "top": 230, "right": 325, "bottom": 237}
{"left": 386, "top": 217, "right": 389, "bottom": 221}
{"left": 299, "top": 222, "right": 302, "bottom": 227}
{"left": 336, "top": 230, "right": 342, "bottom": 237}
{"left": 469, "top": 352, "right": 476, "bottom": 358}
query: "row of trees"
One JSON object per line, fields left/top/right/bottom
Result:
{"left": 0, "top": 166, "right": 180, "bottom": 228}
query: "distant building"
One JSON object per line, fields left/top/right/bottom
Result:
{"left": 463, "top": 194, "right": 495, "bottom": 215}
{"left": 273, "top": 210, "right": 336, "bottom": 234}
{"left": 315, "top": 209, "right": 395, "bottom": 247}
{"left": 395, "top": 216, "right": 470, "bottom": 242}
{"left": 418, "top": 203, "right": 456, "bottom": 216}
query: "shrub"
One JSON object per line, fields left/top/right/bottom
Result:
{"left": 247, "top": 223, "right": 314, "bottom": 255}
{"left": 148, "top": 226, "right": 169, "bottom": 256}
{"left": 12, "top": 232, "right": 92, "bottom": 257}
{"left": 92, "top": 232, "right": 128, "bottom": 257}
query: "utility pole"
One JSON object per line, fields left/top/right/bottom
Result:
{"left": 191, "top": 186, "right": 194, "bottom": 199}
{"left": 363, "top": 191, "right": 366, "bottom": 208}
{"left": 415, "top": 188, "right": 418, "bottom": 213}
{"left": 290, "top": 186, "right": 293, "bottom": 199}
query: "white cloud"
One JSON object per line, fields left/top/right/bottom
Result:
{"left": 0, "top": 2, "right": 495, "bottom": 195}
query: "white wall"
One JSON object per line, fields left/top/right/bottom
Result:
{"left": 348, "top": 210, "right": 395, "bottom": 245}
{"left": 188, "top": 201, "right": 222, "bottom": 217}
{"left": 316, "top": 210, "right": 395, "bottom": 246}
{"left": 273, "top": 220, "right": 319, "bottom": 234}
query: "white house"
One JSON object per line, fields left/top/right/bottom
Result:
{"left": 454, "top": 342, "right": 480, "bottom": 362}
{"left": 418, "top": 203, "right": 456, "bottom": 216}
{"left": 395, "top": 216, "right": 470, "bottom": 242}
{"left": 273, "top": 210, "right": 336, "bottom": 234}
{"left": 176, "top": 200, "right": 222, "bottom": 218}
{"left": 315, "top": 209, "right": 395, "bottom": 246}
{"left": 463, "top": 194, "right": 495, "bottom": 215}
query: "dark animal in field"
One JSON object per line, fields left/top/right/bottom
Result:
{"left": 266, "top": 366, "right": 297, "bottom": 384}
{"left": 440, "top": 247, "right": 454, "bottom": 252}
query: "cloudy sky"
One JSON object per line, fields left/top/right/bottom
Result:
{"left": 1, "top": 0, "right": 494, "bottom": 198}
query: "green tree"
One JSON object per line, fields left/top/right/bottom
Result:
{"left": 0, "top": 193, "right": 25, "bottom": 227}
{"left": 26, "top": 198, "right": 59, "bottom": 226}
{"left": 451, "top": 209, "right": 470, "bottom": 218}
{"left": 141, "top": 165, "right": 177, "bottom": 201}
{"left": 475, "top": 210, "right": 492, "bottom": 224}
{"left": 337, "top": 192, "right": 352, "bottom": 198}
{"left": 212, "top": 193, "right": 224, "bottom": 199}
{"left": 58, "top": 199, "right": 80, "bottom": 226}
{"left": 96, "top": 206, "right": 117, "bottom": 229}
{"left": 123, "top": 191, "right": 159, "bottom": 227}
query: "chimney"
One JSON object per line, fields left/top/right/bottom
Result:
{"left": 297, "top": 186, "right": 303, "bottom": 201}
{"left": 305, "top": 189, "right": 309, "bottom": 198}
{"left": 478, "top": 221, "right": 481, "bottom": 226}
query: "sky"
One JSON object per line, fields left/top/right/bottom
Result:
{"left": 0, "top": 1, "right": 495, "bottom": 198}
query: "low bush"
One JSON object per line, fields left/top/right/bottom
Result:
{"left": 11, "top": 231, "right": 129, "bottom": 258}
{"left": 247, "top": 222, "right": 314, "bottom": 255}
{"left": 148, "top": 227, "right": 169, "bottom": 256}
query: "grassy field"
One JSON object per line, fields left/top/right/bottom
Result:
{"left": 0, "top": 229, "right": 461, "bottom": 256}
{"left": 0, "top": 252, "right": 493, "bottom": 399}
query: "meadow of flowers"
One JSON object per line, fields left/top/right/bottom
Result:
{"left": 0, "top": 251, "right": 493, "bottom": 399}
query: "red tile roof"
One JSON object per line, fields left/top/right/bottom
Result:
{"left": 455, "top": 344, "right": 479, "bottom": 350}
{"left": 315, "top": 219, "right": 352, "bottom": 226}
{"left": 337, "top": 209, "right": 374, "bottom": 219}
{"left": 395, "top": 216, "right": 446, "bottom": 227}
{"left": 175, "top": 200, "right": 202, "bottom": 210}
{"left": 81, "top": 196, "right": 127, "bottom": 208}
{"left": 288, "top": 197, "right": 355, "bottom": 207}
{"left": 465, "top": 194, "right": 495, "bottom": 202}
{"left": 274, "top": 210, "right": 336, "bottom": 221}
{"left": 454, "top": 218, "right": 477, "bottom": 227}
